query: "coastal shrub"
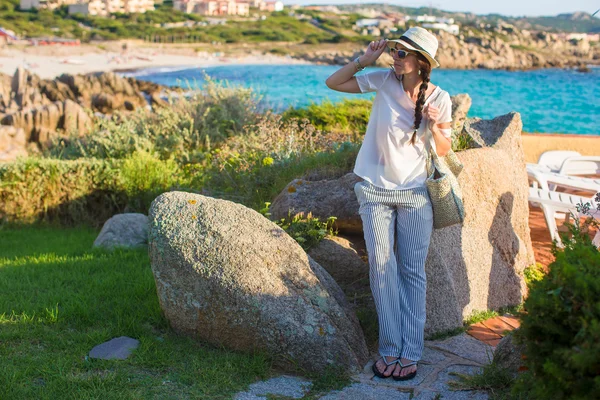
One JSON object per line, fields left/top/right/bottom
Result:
{"left": 2, "top": 114, "right": 358, "bottom": 226}
{"left": 46, "top": 78, "right": 260, "bottom": 163}
{"left": 523, "top": 262, "right": 546, "bottom": 285}
{"left": 118, "top": 150, "right": 189, "bottom": 211}
{"left": 303, "top": 34, "right": 321, "bottom": 45}
{"left": 282, "top": 98, "right": 372, "bottom": 136}
{"left": 46, "top": 111, "right": 155, "bottom": 160}
{"left": 196, "top": 114, "right": 359, "bottom": 209}
{"left": 512, "top": 204, "right": 600, "bottom": 399}
{"left": 0, "top": 158, "right": 123, "bottom": 226}
{"left": 0, "top": 156, "right": 189, "bottom": 227}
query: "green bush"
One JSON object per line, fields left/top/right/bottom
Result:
{"left": 197, "top": 114, "right": 359, "bottom": 209}
{"left": 260, "top": 203, "right": 337, "bottom": 251}
{"left": 0, "top": 155, "right": 189, "bottom": 227}
{"left": 513, "top": 212, "right": 600, "bottom": 399}
{"left": 0, "top": 158, "right": 123, "bottom": 226}
{"left": 119, "top": 150, "right": 189, "bottom": 210}
{"left": 523, "top": 262, "right": 546, "bottom": 285}
{"left": 303, "top": 34, "right": 322, "bottom": 45}
{"left": 282, "top": 98, "right": 372, "bottom": 135}
{"left": 46, "top": 77, "right": 259, "bottom": 164}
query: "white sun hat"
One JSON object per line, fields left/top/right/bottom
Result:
{"left": 387, "top": 26, "right": 441, "bottom": 68}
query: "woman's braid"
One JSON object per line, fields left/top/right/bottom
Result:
{"left": 410, "top": 55, "right": 433, "bottom": 145}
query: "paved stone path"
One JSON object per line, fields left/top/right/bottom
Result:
{"left": 234, "top": 332, "right": 495, "bottom": 399}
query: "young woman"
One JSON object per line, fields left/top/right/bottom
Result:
{"left": 325, "top": 27, "right": 453, "bottom": 381}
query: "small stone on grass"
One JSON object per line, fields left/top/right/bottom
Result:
{"left": 89, "top": 336, "right": 140, "bottom": 360}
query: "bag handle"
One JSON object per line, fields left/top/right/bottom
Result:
{"left": 424, "top": 89, "right": 445, "bottom": 174}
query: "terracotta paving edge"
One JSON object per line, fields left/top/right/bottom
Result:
{"left": 498, "top": 315, "right": 521, "bottom": 329}
{"left": 467, "top": 314, "right": 523, "bottom": 345}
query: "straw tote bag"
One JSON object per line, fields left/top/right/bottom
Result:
{"left": 424, "top": 125, "right": 465, "bottom": 229}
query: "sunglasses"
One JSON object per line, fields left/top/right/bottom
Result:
{"left": 389, "top": 48, "right": 416, "bottom": 59}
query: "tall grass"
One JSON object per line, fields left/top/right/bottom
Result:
{"left": 45, "top": 77, "right": 260, "bottom": 164}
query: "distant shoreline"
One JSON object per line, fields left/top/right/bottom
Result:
{"left": 0, "top": 47, "right": 312, "bottom": 80}
{"left": 2, "top": 40, "right": 599, "bottom": 80}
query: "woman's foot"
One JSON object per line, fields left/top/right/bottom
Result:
{"left": 372, "top": 356, "right": 400, "bottom": 378}
{"left": 392, "top": 358, "right": 418, "bottom": 381}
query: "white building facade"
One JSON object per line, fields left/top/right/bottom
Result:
{"left": 67, "top": 0, "right": 154, "bottom": 15}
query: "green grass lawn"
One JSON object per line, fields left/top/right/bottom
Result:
{"left": 0, "top": 223, "right": 520, "bottom": 398}
{"left": 0, "top": 225, "right": 272, "bottom": 399}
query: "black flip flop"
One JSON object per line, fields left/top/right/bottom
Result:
{"left": 372, "top": 357, "right": 399, "bottom": 379}
{"left": 393, "top": 360, "right": 418, "bottom": 381}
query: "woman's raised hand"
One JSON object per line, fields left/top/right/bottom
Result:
{"left": 424, "top": 104, "right": 440, "bottom": 128}
{"left": 362, "top": 39, "right": 388, "bottom": 66}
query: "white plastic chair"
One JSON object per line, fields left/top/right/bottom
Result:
{"left": 535, "top": 150, "right": 582, "bottom": 173}
{"left": 527, "top": 151, "right": 600, "bottom": 192}
{"left": 559, "top": 156, "right": 600, "bottom": 176}
{"left": 527, "top": 169, "right": 600, "bottom": 193}
{"left": 529, "top": 187, "right": 600, "bottom": 247}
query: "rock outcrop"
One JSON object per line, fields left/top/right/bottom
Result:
{"left": 148, "top": 191, "right": 369, "bottom": 373}
{"left": 270, "top": 173, "right": 364, "bottom": 234}
{"left": 1, "top": 99, "right": 91, "bottom": 147}
{"left": 451, "top": 94, "right": 472, "bottom": 132}
{"left": 425, "top": 113, "right": 534, "bottom": 335}
{"left": 0, "top": 68, "right": 167, "bottom": 161}
{"left": 55, "top": 71, "right": 147, "bottom": 112}
{"left": 306, "top": 235, "right": 368, "bottom": 289}
{"left": 294, "top": 28, "right": 598, "bottom": 70}
{"left": 0, "top": 126, "right": 27, "bottom": 162}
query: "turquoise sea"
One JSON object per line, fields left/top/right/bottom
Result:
{"left": 126, "top": 64, "right": 600, "bottom": 136}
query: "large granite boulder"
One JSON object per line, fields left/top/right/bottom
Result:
{"left": 425, "top": 112, "right": 534, "bottom": 335}
{"left": 306, "top": 235, "right": 368, "bottom": 290}
{"left": 270, "top": 173, "right": 364, "bottom": 234}
{"left": 93, "top": 213, "right": 149, "bottom": 249}
{"left": 270, "top": 112, "right": 534, "bottom": 337}
{"left": 148, "top": 192, "right": 369, "bottom": 373}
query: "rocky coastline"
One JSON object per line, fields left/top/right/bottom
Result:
{"left": 0, "top": 68, "right": 171, "bottom": 162}
{"left": 293, "top": 29, "right": 599, "bottom": 71}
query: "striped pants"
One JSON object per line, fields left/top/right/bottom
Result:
{"left": 354, "top": 180, "right": 433, "bottom": 361}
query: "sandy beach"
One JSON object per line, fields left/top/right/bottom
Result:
{"left": 0, "top": 42, "right": 311, "bottom": 79}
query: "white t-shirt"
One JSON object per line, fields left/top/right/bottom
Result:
{"left": 354, "top": 69, "right": 453, "bottom": 190}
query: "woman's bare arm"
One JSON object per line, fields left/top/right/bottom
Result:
{"left": 430, "top": 122, "right": 452, "bottom": 156}
{"left": 325, "top": 39, "right": 388, "bottom": 93}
